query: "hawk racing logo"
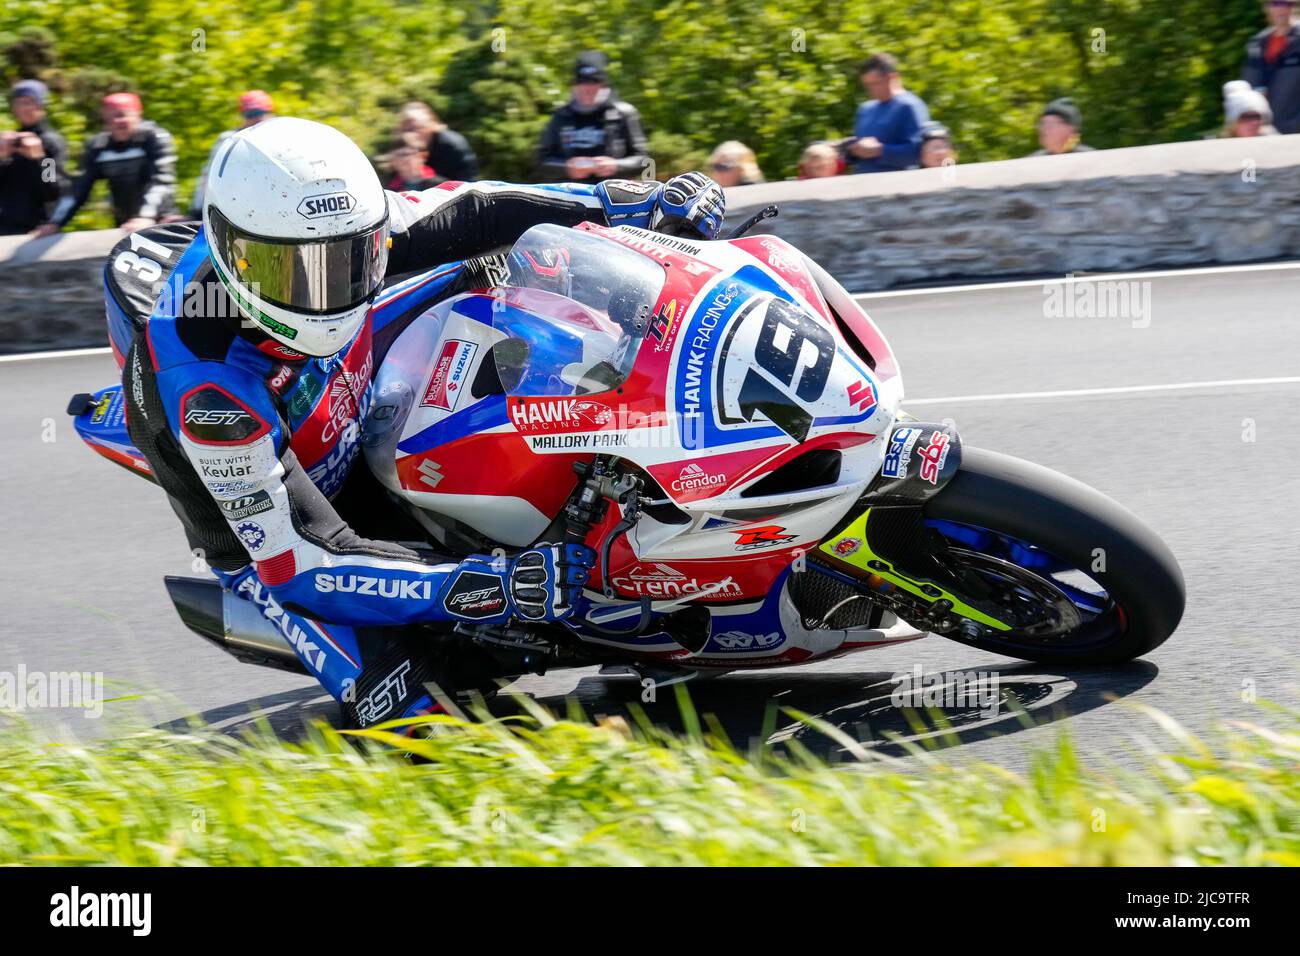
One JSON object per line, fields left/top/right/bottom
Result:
{"left": 510, "top": 398, "right": 614, "bottom": 433}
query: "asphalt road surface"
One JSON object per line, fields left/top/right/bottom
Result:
{"left": 2, "top": 262, "right": 1298, "bottom": 769}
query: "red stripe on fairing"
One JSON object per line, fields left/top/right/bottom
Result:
{"left": 87, "top": 440, "right": 152, "bottom": 474}
{"left": 307, "top": 620, "right": 359, "bottom": 669}
{"left": 730, "top": 235, "right": 833, "bottom": 321}
{"left": 256, "top": 550, "right": 297, "bottom": 586}
{"left": 110, "top": 337, "right": 126, "bottom": 369}
{"left": 729, "top": 432, "right": 876, "bottom": 488}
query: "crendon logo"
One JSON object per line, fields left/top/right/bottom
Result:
{"left": 421, "top": 339, "right": 477, "bottom": 411}
{"left": 297, "top": 192, "right": 356, "bottom": 219}
{"left": 611, "top": 563, "right": 741, "bottom": 599}
{"left": 670, "top": 462, "right": 727, "bottom": 493}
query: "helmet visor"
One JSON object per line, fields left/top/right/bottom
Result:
{"left": 208, "top": 206, "right": 389, "bottom": 315}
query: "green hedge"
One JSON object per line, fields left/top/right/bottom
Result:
{"left": 0, "top": 0, "right": 1262, "bottom": 230}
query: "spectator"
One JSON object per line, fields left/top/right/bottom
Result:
{"left": 33, "top": 92, "right": 176, "bottom": 236}
{"left": 919, "top": 122, "right": 958, "bottom": 168}
{"left": 1031, "top": 98, "right": 1094, "bottom": 156}
{"left": 384, "top": 132, "right": 443, "bottom": 190}
{"left": 396, "top": 101, "right": 478, "bottom": 181}
{"left": 188, "top": 89, "right": 275, "bottom": 219}
{"left": 848, "top": 53, "right": 931, "bottom": 173}
{"left": 538, "top": 51, "right": 650, "bottom": 183}
{"left": 1221, "top": 80, "right": 1280, "bottom": 136}
{"left": 0, "top": 79, "right": 69, "bottom": 235}
{"left": 797, "top": 142, "right": 843, "bottom": 179}
{"left": 1244, "top": 0, "right": 1300, "bottom": 134}
{"left": 708, "top": 141, "right": 764, "bottom": 187}
{"left": 392, "top": 101, "right": 480, "bottom": 183}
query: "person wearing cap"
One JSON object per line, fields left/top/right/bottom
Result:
{"left": 538, "top": 51, "right": 650, "bottom": 183}
{"left": 1244, "top": 1, "right": 1300, "bottom": 134}
{"left": 1031, "top": 98, "right": 1094, "bottom": 156}
{"left": 395, "top": 102, "right": 478, "bottom": 182}
{"left": 33, "top": 91, "right": 176, "bottom": 236}
{"left": 188, "top": 90, "right": 275, "bottom": 219}
{"left": 848, "top": 53, "right": 932, "bottom": 173}
{"left": 0, "top": 79, "right": 70, "bottom": 235}
{"left": 1220, "top": 79, "right": 1280, "bottom": 137}
{"left": 918, "top": 122, "right": 958, "bottom": 168}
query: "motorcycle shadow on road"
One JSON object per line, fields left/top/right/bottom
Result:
{"left": 159, "top": 660, "right": 1157, "bottom": 761}
{"left": 519, "top": 661, "right": 1160, "bottom": 760}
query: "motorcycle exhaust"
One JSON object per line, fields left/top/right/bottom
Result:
{"left": 164, "top": 575, "right": 308, "bottom": 674}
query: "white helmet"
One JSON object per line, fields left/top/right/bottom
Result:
{"left": 203, "top": 117, "right": 390, "bottom": 357}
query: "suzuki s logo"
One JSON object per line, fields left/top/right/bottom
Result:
{"left": 297, "top": 192, "right": 356, "bottom": 219}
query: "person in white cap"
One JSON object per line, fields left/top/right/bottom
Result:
{"left": 1221, "top": 79, "right": 1280, "bottom": 137}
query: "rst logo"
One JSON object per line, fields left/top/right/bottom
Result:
{"left": 297, "top": 192, "right": 356, "bottom": 219}
{"left": 184, "top": 408, "right": 250, "bottom": 426}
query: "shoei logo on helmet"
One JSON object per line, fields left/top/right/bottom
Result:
{"left": 297, "top": 191, "right": 356, "bottom": 219}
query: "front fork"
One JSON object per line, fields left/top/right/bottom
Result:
{"left": 815, "top": 420, "right": 1013, "bottom": 635}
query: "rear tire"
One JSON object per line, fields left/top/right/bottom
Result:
{"left": 922, "top": 447, "right": 1185, "bottom": 664}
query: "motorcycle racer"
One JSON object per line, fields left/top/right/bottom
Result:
{"left": 117, "top": 116, "right": 725, "bottom": 725}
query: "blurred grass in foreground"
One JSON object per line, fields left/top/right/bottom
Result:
{"left": 0, "top": 695, "right": 1296, "bottom": 866}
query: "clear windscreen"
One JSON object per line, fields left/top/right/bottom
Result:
{"left": 494, "top": 224, "right": 666, "bottom": 396}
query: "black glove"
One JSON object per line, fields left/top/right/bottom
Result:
{"left": 651, "top": 172, "right": 726, "bottom": 240}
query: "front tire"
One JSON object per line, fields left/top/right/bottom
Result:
{"left": 922, "top": 447, "right": 1185, "bottom": 664}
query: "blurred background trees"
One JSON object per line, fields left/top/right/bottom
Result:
{"left": 0, "top": 0, "right": 1263, "bottom": 229}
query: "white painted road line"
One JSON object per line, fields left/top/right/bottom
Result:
{"left": 853, "top": 260, "right": 1300, "bottom": 301}
{"left": 0, "top": 346, "right": 112, "bottom": 364}
{"left": 905, "top": 376, "right": 1300, "bottom": 406}
{"left": 3, "top": 259, "right": 1297, "bottom": 364}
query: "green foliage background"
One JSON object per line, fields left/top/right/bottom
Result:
{"left": 0, "top": 0, "right": 1263, "bottom": 230}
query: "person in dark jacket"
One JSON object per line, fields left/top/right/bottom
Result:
{"left": 396, "top": 102, "right": 478, "bottom": 181}
{"left": 0, "top": 79, "right": 70, "bottom": 235}
{"left": 33, "top": 91, "right": 177, "bottom": 236}
{"left": 538, "top": 51, "right": 651, "bottom": 183}
{"left": 1030, "top": 98, "right": 1095, "bottom": 156}
{"left": 1244, "top": 0, "right": 1300, "bottom": 134}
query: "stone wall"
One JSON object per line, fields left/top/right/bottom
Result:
{"left": 725, "top": 135, "right": 1300, "bottom": 290}
{"left": 2, "top": 135, "right": 1297, "bottom": 353}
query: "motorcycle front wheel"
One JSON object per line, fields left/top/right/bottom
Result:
{"left": 919, "top": 447, "right": 1185, "bottom": 665}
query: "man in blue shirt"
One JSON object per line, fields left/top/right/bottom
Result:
{"left": 848, "top": 53, "right": 931, "bottom": 173}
